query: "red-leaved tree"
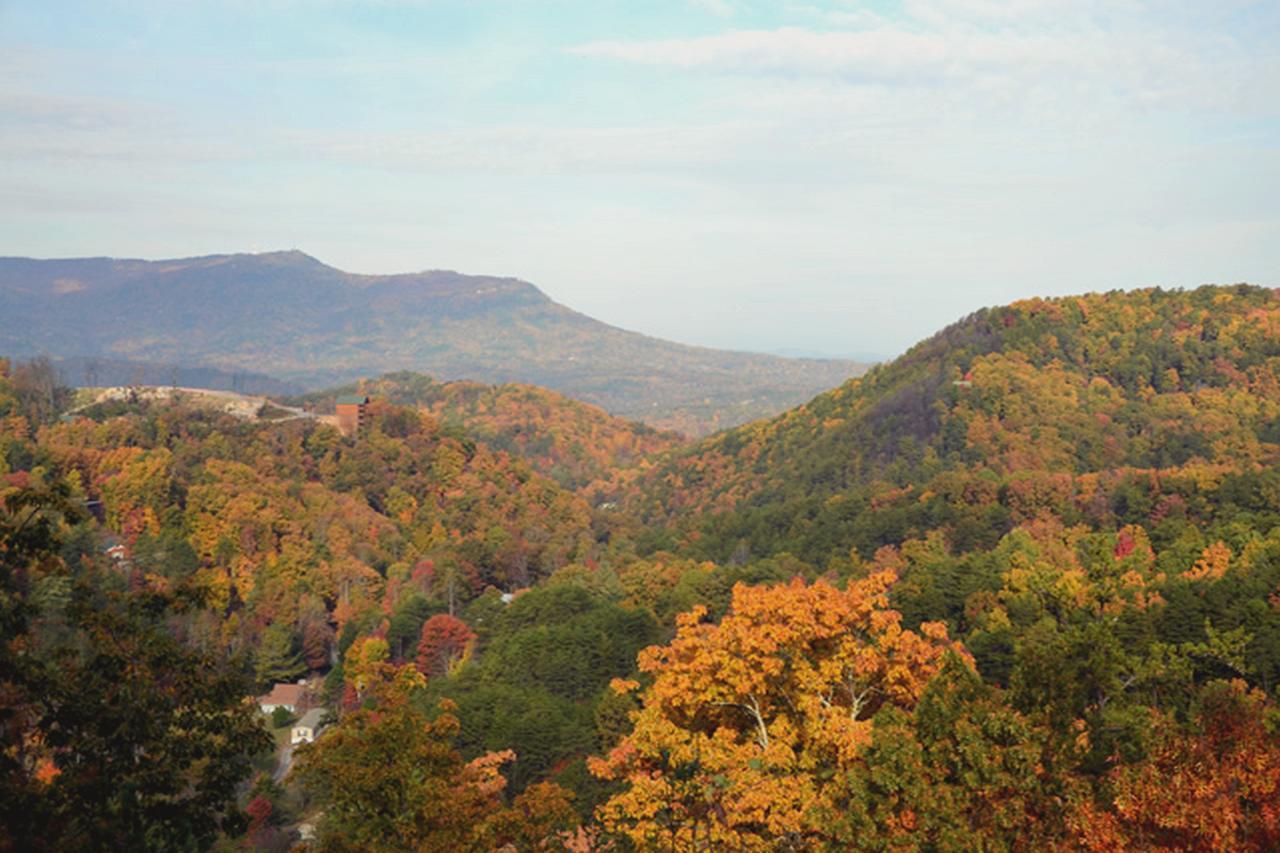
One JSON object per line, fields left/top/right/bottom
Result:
{"left": 416, "top": 614, "right": 476, "bottom": 677}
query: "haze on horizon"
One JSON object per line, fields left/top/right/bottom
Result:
{"left": 2, "top": 0, "right": 1277, "bottom": 360}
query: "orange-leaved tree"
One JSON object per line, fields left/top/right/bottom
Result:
{"left": 589, "top": 570, "right": 967, "bottom": 850}
{"left": 1070, "top": 679, "right": 1280, "bottom": 852}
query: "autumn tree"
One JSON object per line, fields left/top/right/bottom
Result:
{"left": 343, "top": 635, "right": 390, "bottom": 706}
{"left": 291, "top": 664, "right": 577, "bottom": 850}
{"left": 416, "top": 613, "right": 476, "bottom": 677}
{"left": 590, "top": 570, "right": 965, "bottom": 849}
{"left": 1071, "top": 679, "right": 1280, "bottom": 851}
{"left": 0, "top": 482, "right": 270, "bottom": 851}
{"left": 298, "top": 596, "right": 336, "bottom": 671}
{"left": 825, "top": 654, "right": 1072, "bottom": 848}
{"left": 9, "top": 355, "right": 71, "bottom": 427}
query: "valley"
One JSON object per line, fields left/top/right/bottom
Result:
{"left": 7, "top": 0, "right": 1273, "bottom": 847}
{"left": 4, "top": 284, "right": 1280, "bottom": 848}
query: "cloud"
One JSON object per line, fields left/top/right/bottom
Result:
{"left": 900, "top": 0, "right": 1101, "bottom": 26}
{"left": 570, "top": 26, "right": 1088, "bottom": 81}
{"left": 568, "top": 4, "right": 1279, "bottom": 119}
{"left": 3, "top": 0, "right": 1275, "bottom": 363}
{"left": 0, "top": 97, "right": 765, "bottom": 177}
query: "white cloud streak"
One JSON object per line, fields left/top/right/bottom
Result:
{"left": 572, "top": 27, "right": 1086, "bottom": 79}
{"left": 569, "top": 4, "right": 1277, "bottom": 117}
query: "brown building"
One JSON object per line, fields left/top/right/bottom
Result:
{"left": 335, "top": 394, "right": 369, "bottom": 437}
{"left": 256, "top": 682, "right": 306, "bottom": 714}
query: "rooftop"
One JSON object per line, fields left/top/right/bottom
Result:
{"left": 256, "top": 682, "right": 305, "bottom": 707}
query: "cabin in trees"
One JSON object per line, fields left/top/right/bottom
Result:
{"left": 291, "top": 708, "right": 326, "bottom": 744}
{"left": 256, "top": 682, "right": 306, "bottom": 714}
{"left": 102, "top": 542, "right": 129, "bottom": 568}
{"left": 335, "top": 394, "right": 369, "bottom": 437}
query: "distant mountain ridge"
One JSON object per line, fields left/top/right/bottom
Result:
{"left": 0, "top": 250, "right": 865, "bottom": 434}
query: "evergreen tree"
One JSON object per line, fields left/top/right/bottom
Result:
{"left": 254, "top": 623, "right": 306, "bottom": 688}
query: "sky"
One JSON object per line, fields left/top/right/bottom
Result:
{"left": 2, "top": 0, "right": 1277, "bottom": 360}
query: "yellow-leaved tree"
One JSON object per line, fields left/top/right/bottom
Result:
{"left": 589, "top": 570, "right": 966, "bottom": 850}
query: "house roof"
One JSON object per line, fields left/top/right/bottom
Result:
{"left": 294, "top": 708, "right": 326, "bottom": 729}
{"left": 257, "top": 682, "right": 305, "bottom": 707}
{"left": 335, "top": 394, "right": 369, "bottom": 406}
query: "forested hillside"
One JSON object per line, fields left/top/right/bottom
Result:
{"left": 637, "top": 285, "right": 1280, "bottom": 557}
{"left": 4, "top": 284, "right": 1280, "bottom": 850}
{"left": 301, "top": 372, "right": 684, "bottom": 492}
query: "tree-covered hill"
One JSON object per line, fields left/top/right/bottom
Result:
{"left": 576, "top": 284, "right": 1280, "bottom": 848}
{"left": 634, "top": 285, "right": 1280, "bottom": 561}
{"left": 301, "top": 371, "right": 687, "bottom": 492}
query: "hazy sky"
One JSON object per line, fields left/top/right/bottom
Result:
{"left": 2, "top": 1, "right": 1277, "bottom": 359}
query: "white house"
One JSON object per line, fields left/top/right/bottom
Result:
{"left": 291, "top": 708, "right": 326, "bottom": 744}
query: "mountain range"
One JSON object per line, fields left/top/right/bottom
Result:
{"left": 0, "top": 251, "right": 865, "bottom": 435}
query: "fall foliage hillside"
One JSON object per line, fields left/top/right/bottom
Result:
{"left": 29, "top": 387, "right": 596, "bottom": 666}
{"left": 580, "top": 284, "right": 1280, "bottom": 849}
{"left": 301, "top": 372, "right": 687, "bottom": 491}
{"left": 6, "top": 284, "right": 1280, "bottom": 850}
{"left": 636, "top": 285, "right": 1280, "bottom": 562}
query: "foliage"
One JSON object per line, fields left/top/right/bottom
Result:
{"left": 1071, "top": 679, "right": 1280, "bottom": 851}
{"left": 305, "top": 372, "right": 685, "bottom": 490}
{"left": 415, "top": 613, "right": 475, "bottom": 677}
{"left": 636, "top": 285, "right": 1280, "bottom": 563}
{"left": 9, "top": 285, "right": 1280, "bottom": 847}
{"left": 420, "top": 583, "right": 658, "bottom": 799}
{"left": 0, "top": 479, "right": 270, "bottom": 851}
{"left": 291, "top": 665, "right": 577, "bottom": 851}
{"left": 590, "top": 572, "right": 965, "bottom": 848}
{"left": 255, "top": 623, "right": 306, "bottom": 689}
